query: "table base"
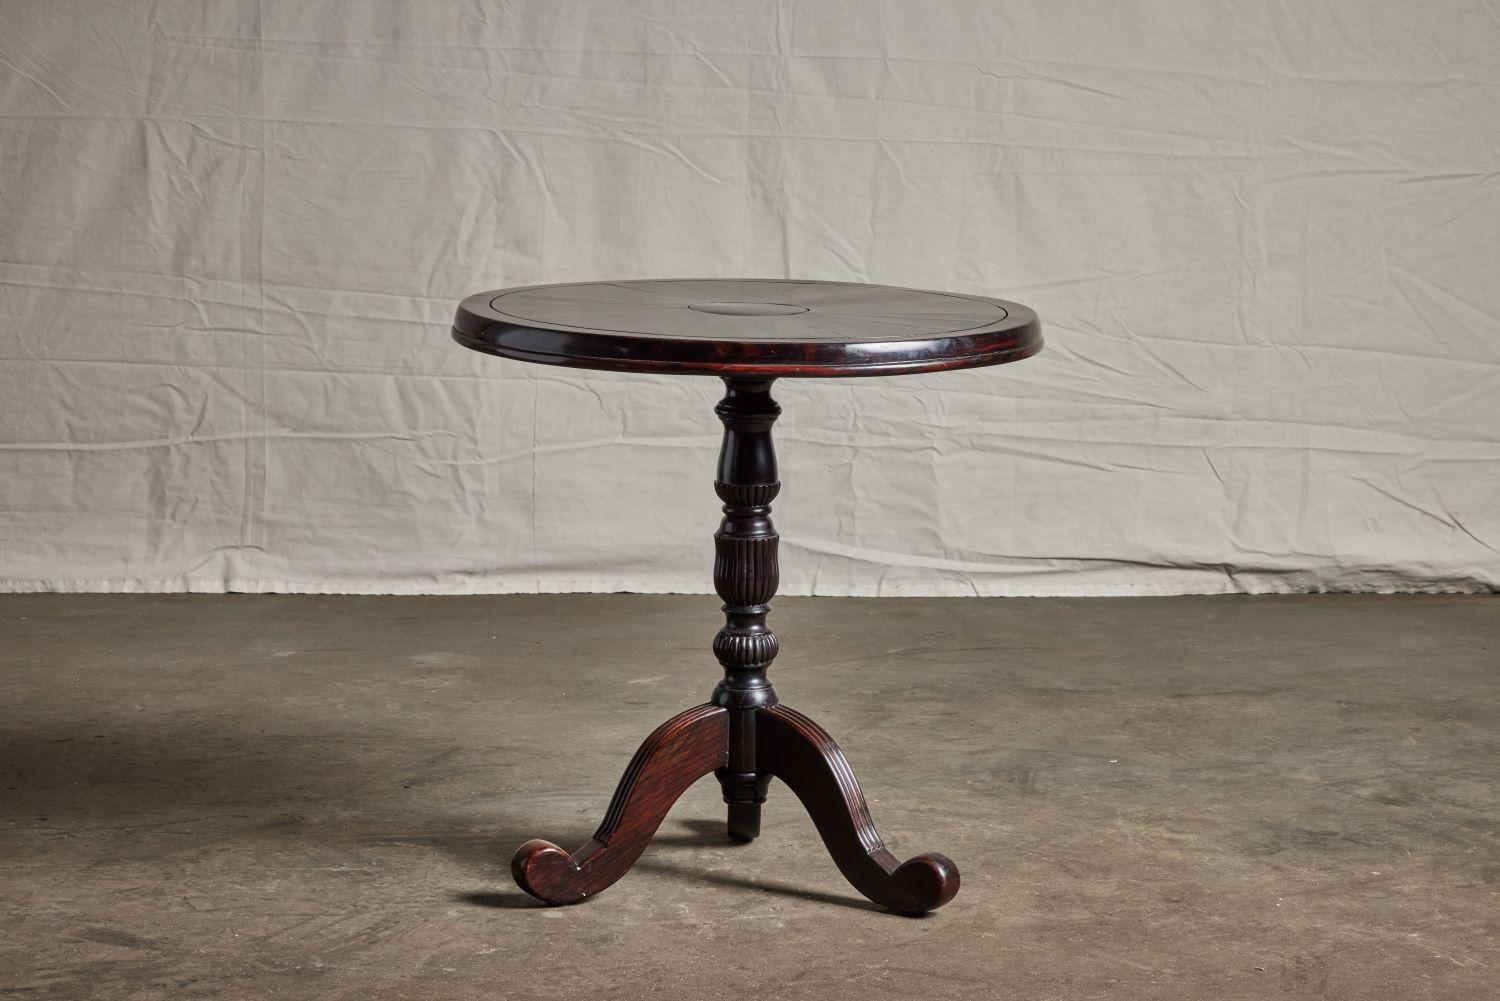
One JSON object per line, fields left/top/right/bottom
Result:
{"left": 511, "top": 702, "right": 960, "bottom": 914}
{"left": 510, "top": 378, "right": 959, "bottom": 915}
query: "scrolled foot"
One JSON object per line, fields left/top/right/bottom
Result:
{"left": 759, "top": 704, "right": 961, "bottom": 914}
{"left": 510, "top": 704, "right": 728, "bottom": 905}
{"left": 886, "top": 851, "right": 961, "bottom": 914}
{"left": 511, "top": 839, "right": 585, "bottom": 903}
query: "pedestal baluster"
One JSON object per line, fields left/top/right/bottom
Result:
{"left": 711, "top": 378, "right": 780, "bottom": 840}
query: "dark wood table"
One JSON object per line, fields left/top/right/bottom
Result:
{"left": 453, "top": 279, "right": 1042, "bottom": 913}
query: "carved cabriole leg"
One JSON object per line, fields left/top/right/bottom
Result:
{"left": 760, "top": 704, "right": 961, "bottom": 914}
{"left": 511, "top": 704, "right": 728, "bottom": 904}
{"left": 710, "top": 378, "right": 781, "bottom": 842}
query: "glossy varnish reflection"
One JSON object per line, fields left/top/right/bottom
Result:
{"left": 454, "top": 278, "right": 1041, "bottom": 377}
{"left": 455, "top": 279, "right": 1041, "bottom": 913}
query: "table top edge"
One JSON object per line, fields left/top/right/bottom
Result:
{"left": 452, "top": 279, "right": 1043, "bottom": 378}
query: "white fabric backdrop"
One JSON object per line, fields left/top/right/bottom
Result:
{"left": 2, "top": 1, "right": 1497, "bottom": 596}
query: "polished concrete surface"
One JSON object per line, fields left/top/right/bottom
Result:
{"left": 1, "top": 593, "right": 1496, "bottom": 1000}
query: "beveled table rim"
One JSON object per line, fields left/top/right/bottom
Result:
{"left": 452, "top": 278, "right": 1043, "bottom": 378}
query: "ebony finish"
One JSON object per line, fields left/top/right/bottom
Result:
{"left": 453, "top": 278, "right": 1042, "bottom": 913}
{"left": 709, "top": 379, "right": 781, "bottom": 842}
{"left": 454, "top": 278, "right": 1041, "bottom": 377}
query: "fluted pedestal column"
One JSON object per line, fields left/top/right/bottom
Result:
{"left": 709, "top": 379, "right": 781, "bottom": 840}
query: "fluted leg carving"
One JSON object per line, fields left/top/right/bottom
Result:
{"left": 511, "top": 704, "right": 728, "bottom": 904}
{"left": 760, "top": 704, "right": 961, "bottom": 914}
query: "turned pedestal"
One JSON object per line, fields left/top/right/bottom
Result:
{"left": 453, "top": 279, "right": 1041, "bottom": 914}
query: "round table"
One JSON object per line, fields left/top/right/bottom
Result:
{"left": 454, "top": 279, "right": 1042, "bottom": 913}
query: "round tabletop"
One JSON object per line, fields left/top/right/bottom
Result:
{"left": 452, "top": 279, "right": 1041, "bottom": 377}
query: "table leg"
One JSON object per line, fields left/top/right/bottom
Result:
{"left": 511, "top": 703, "right": 727, "bottom": 904}
{"left": 759, "top": 703, "right": 961, "bottom": 914}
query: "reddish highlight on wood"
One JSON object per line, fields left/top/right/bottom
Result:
{"left": 511, "top": 704, "right": 728, "bottom": 904}
{"left": 453, "top": 278, "right": 1041, "bottom": 378}
{"left": 457, "top": 279, "right": 1041, "bottom": 913}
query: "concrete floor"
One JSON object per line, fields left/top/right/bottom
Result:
{"left": 0, "top": 594, "right": 1496, "bottom": 1000}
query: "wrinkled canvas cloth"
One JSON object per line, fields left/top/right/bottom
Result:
{"left": 1, "top": 2, "right": 1497, "bottom": 596}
